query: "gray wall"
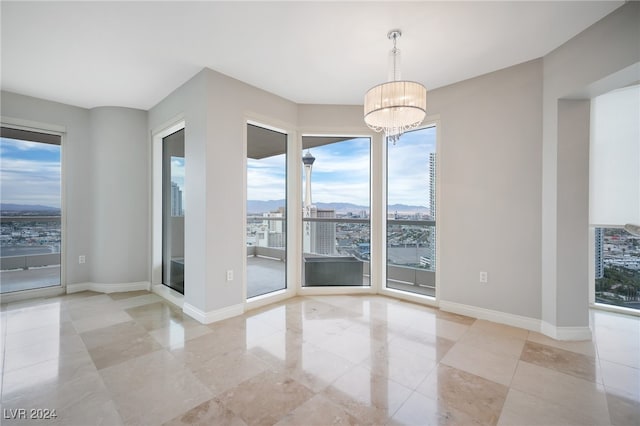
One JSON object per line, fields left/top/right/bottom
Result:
{"left": 298, "top": 62, "right": 544, "bottom": 321}
{"left": 148, "top": 69, "right": 298, "bottom": 312}
{"left": 148, "top": 70, "right": 208, "bottom": 310}
{"left": 541, "top": 2, "right": 640, "bottom": 327}
{"left": 90, "top": 107, "right": 148, "bottom": 283}
{"left": 298, "top": 104, "right": 370, "bottom": 132}
{"left": 430, "top": 59, "right": 543, "bottom": 319}
{"left": 204, "top": 70, "right": 298, "bottom": 312}
{"left": 556, "top": 100, "right": 590, "bottom": 327}
{"left": 1, "top": 92, "right": 149, "bottom": 286}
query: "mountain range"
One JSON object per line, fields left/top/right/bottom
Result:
{"left": 2, "top": 201, "right": 427, "bottom": 215}
{"left": 247, "top": 199, "right": 428, "bottom": 214}
{"left": 0, "top": 203, "right": 61, "bottom": 212}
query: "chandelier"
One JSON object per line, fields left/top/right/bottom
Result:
{"left": 364, "top": 30, "right": 427, "bottom": 144}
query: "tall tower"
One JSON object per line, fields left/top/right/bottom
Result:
{"left": 303, "top": 151, "right": 315, "bottom": 208}
{"left": 428, "top": 152, "right": 436, "bottom": 270}
{"left": 429, "top": 153, "right": 436, "bottom": 220}
{"left": 301, "top": 150, "right": 336, "bottom": 256}
{"left": 595, "top": 228, "right": 604, "bottom": 279}
{"left": 302, "top": 151, "right": 316, "bottom": 254}
{"left": 171, "top": 181, "right": 183, "bottom": 216}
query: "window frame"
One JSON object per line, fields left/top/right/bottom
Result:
{"left": 0, "top": 118, "right": 66, "bottom": 302}
{"left": 380, "top": 121, "right": 440, "bottom": 306}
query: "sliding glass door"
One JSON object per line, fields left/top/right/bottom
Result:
{"left": 246, "top": 124, "right": 287, "bottom": 298}
{"left": 0, "top": 128, "right": 62, "bottom": 294}
{"left": 162, "top": 129, "right": 185, "bottom": 294}
{"left": 386, "top": 126, "right": 437, "bottom": 297}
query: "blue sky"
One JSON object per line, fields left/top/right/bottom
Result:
{"left": 171, "top": 156, "right": 185, "bottom": 190}
{"left": 0, "top": 137, "right": 61, "bottom": 208}
{"left": 303, "top": 137, "right": 371, "bottom": 205}
{"left": 387, "top": 126, "right": 436, "bottom": 207}
{"left": 247, "top": 127, "right": 436, "bottom": 208}
{"left": 1, "top": 127, "right": 435, "bottom": 211}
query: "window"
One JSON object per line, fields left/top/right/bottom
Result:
{"left": 386, "top": 126, "right": 437, "bottom": 297}
{"left": 0, "top": 127, "right": 62, "bottom": 294}
{"left": 590, "top": 85, "right": 639, "bottom": 311}
{"left": 246, "top": 124, "right": 287, "bottom": 298}
{"left": 594, "top": 227, "right": 640, "bottom": 310}
{"left": 162, "top": 129, "right": 185, "bottom": 294}
{"left": 301, "top": 136, "right": 371, "bottom": 287}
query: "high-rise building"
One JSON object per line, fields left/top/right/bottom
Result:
{"left": 427, "top": 152, "right": 437, "bottom": 269}
{"left": 429, "top": 153, "right": 436, "bottom": 220}
{"left": 595, "top": 227, "right": 604, "bottom": 279}
{"left": 171, "top": 181, "right": 183, "bottom": 216}
{"left": 313, "top": 208, "right": 336, "bottom": 255}
{"left": 258, "top": 210, "right": 285, "bottom": 248}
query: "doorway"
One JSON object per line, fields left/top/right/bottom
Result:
{"left": 246, "top": 124, "right": 288, "bottom": 298}
{"left": 0, "top": 127, "right": 62, "bottom": 294}
{"left": 162, "top": 128, "right": 185, "bottom": 294}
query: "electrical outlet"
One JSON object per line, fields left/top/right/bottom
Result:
{"left": 79, "top": 255, "right": 86, "bottom": 264}
{"left": 226, "top": 270, "right": 234, "bottom": 281}
{"left": 479, "top": 271, "right": 488, "bottom": 283}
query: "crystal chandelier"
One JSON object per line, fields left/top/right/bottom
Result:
{"left": 364, "top": 30, "right": 427, "bottom": 144}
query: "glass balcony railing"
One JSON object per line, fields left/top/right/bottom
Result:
{"left": 387, "top": 220, "right": 436, "bottom": 297}
{"left": 1, "top": 216, "right": 62, "bottom": 294}
{"left": 302, "top": 217, "right": 370, "bottom": 287}
{"left": 245, "top": 216, "right": 435, "bottom": 295}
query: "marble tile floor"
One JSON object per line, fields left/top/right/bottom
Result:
{"left": 0, "top": 291, "right": 638, "bottom": 426}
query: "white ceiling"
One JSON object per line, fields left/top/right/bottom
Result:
{"left": 1, "top": 1, "right": 624, "bottom": 110}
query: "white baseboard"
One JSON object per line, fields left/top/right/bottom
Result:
{"left": 439, "top": 300, "right": 541, "bottom": 333}
{"left": 541, "top": 321, "right": 592, "bottom": 341}
{"left": 183, "top": 302, "right": 244, "bottom": 325}
{"left": 439, "top": 299, "right": 592, "bottom": 341}
{"left": 152, "top": 284, "right": 184, "bottom": 308}
{"left": 67, "top": 281, "right": 151, "bottom": 294}
{"left": 66, "top": 282, "right": 90, "bottom": 293}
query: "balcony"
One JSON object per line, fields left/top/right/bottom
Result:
{"left": 246, "top": 246, "right": 286, "bottom": 298}
{"left": 246, "top": 216, "right": 435, "bottom": 297}
{"left": 1, "top": 216, "right": 62, "bottom": 294}
{"left": 0, "top": 254, "right": 61, "bottom": 293}
{"left": 387, "top": 219, "right": 436, "bottom": 297}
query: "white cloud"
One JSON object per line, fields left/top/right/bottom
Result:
{"left": 1, "top": 138, "right": 60, "bottom": 152}
{"left": 387, "top": 143, "right": 431, "bottom": 206}
{"left": 312, "top": 181, "right": 370, "bottom": 205}
{"left": 0, "top": 155, "right": 61, "bottom": 208}
{"left": 247, "top": 156, "right": 286, "bottom": 200}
